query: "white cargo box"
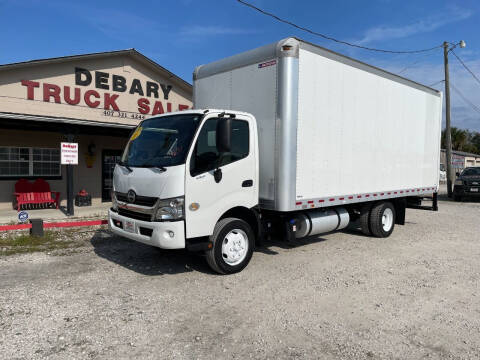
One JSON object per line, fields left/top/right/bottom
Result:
{"left": 194, "top": 38, "right": 442, "bottom": 212}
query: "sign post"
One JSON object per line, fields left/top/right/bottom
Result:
{"left": 61, "top": 141, "right": 78, "bottom": 216}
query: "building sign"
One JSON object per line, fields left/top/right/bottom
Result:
{"left": 452, "top": 154, "right": 464, "bottom": 169}
{"left": 21, "top": 68, "right": 189, "bottom": 117}
{"left": 18, "top": 210, "right": 29, "bottom": 222}
{"left": 0, "top": 52, "right": 192, "bottom": 126}
{"left": 61, "top": 142, "right": 78, "bottom": 165}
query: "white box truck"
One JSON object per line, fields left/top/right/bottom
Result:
{"left": 109, "top": 38, "right": 442, "bottom": 274}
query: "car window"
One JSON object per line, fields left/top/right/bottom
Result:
{"left": 190, "top": 118, "right": 249, "bottom": 176}
{"left": 462, "top": 168, "right": 480, "bottom": 176}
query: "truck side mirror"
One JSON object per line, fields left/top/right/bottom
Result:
{"left": 456, "top": 172, "right": 460, "bottom": 177}
{"left": 216, "top": 118, "right": 231, "bottom": 153}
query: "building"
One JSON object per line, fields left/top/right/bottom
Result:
{"left": 0, "top": 50, "right": 192, "bottom": 210}
{"left": 441, "top": 149, "right": 480, "bottom": 181}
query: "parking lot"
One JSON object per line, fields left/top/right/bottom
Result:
{"left": 1, "top": 195, "right": 479, "bottom": 359}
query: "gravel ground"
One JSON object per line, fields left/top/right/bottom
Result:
{"left": 0, "top": 196, "right": 479, "bottom": 359}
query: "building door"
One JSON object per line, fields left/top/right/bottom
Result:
{"left": 102, "top": 150, "right": 122, "bottom": 201}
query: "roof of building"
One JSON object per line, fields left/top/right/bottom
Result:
{"left": 441, "top": 149, "right": 480, "bottom": 157}
{"left": 0, "top": 49, "right": 192, "bottom": 93}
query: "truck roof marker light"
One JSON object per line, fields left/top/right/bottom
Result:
{"left": 339, "top": 197, "right": 345, "bottom": 200}
{"left": 380, "top": 193, "right": 384, "bottom": 195}
{"left": 373, "top": 194, "right": 378, "bottom": 197}
{"left": 296, "top": 202, "right": 302, "bottom": 206}
{"left": 348, "top": 196, "right": 353, "bottom": 199}
{"left": 357, "top": 195, "right": 362, "bottom": 198}
{"left": 308, "top": 200, "right": 314, "bottom": 204}
{"left": 394, "top": 192, "right": 397, "bottom": 194}
{"left": 387, "top": 192, "right": 391, "bottom": 195}
{"left": 319, "top": 199, "right": 325, "bottom": 203}
{"left": 329, "top": 198, "right": 335, "bottom": 202}
{"left": 282, "top": 45, "right": 293, "bottom": 51}
{"left": 404, "top": 190, "right": 408, "bottom": 193}
{"left": 365, "top": 194, "right": 370, "bottom": 197}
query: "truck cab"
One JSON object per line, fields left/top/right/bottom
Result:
{"left": 109, "top": 109, "right": 260, "bottom": 273}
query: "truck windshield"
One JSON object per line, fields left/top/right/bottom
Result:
{"left": 121, "top": 114, "right": 202, "bottom": 168}
{"left": 462, "top": 168, "right": 480, "bottom": 176}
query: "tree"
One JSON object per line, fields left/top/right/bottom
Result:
{"left": 441, "top": 127, "right": 480, "bottom": 154}
{"left": 469, "top": 132, "right": 480, "bottom": 154}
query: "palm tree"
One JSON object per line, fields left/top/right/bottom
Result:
{"left": 441, "top": 127, "right": 468, "bottom": 151}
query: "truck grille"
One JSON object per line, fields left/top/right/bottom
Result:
{"left": 118, "top": 208, "right": 153, "bottom": 222}
{"left": 466, "top": 180, "right": 480, "bottom": 186}
{"left": 115, "top": 192, "right": 157, "bottom": 207}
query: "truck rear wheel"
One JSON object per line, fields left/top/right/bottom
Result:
{"left": 369, "top": 201, "right": 395, "bottom": 238}
{"left": 359, "top": 203, "right": 372, "bottom": 236}
{"left": 206, "top": 217, "right": 254, "bottom": 274}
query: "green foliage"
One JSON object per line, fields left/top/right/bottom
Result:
{"left": 0, "top": 231, "right": 82, "bottom": 256}
{"left": 441, "top": 127, "right": 480, "bottom": 154}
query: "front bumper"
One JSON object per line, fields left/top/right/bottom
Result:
{"left": 108, "top": 209, "right": 185, "bottom": 249}
{"left": 453, "top": 185, "right": 480, "bottom": 197}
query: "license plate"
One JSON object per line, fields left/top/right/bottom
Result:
{"left": 125, "top": 220, "right": 135, "bottom": 233}
{"left": 471, "top": 188, "right": 479, "bottom": 192}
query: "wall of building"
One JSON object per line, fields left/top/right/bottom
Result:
{"left": 0, "top": 128, "right": 126, "bottom": 210}
{"left": 0, "top": 54, "right": 192, "bottom": 127}
{"left": 0, "top": 51, "right": 193, "bottom": 211}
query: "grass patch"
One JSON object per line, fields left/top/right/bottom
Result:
{"left": 0, "top": 231, "right": 83, "bottom": 256}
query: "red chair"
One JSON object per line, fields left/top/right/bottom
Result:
{"left": 32, "top": 179, "right": 60, "bottom": 209}
{"left": 14, "top": 179, "right": 35, "bottom": 211}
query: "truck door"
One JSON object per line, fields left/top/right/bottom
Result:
{"left": 185, "top": 114, "right": 258, "bottom": 238}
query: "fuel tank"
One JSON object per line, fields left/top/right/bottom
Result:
{"left": 293, "top": 208, "right": 349, "bottom": 238}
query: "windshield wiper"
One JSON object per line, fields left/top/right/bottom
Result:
{"left": 118, "top": 161, "right": 133, "bottom": 172}
{"left": 137, "top": 164, "right": 167, "bottom": 172}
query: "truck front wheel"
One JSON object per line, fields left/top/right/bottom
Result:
{"left": 206, "top": 217, "right": 254, "bottom": 274}
{"left": 369, "top": 201, "right": 396, "bottom": 238}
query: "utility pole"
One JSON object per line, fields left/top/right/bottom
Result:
{"left": 443, "top": 40, "right": 466, "bottom": 197}
{"left": 443, "top": 41, "right": 453, "bottom": 197}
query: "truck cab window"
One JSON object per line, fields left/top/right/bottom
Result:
{"left": 190, "top": 118, "right": 249, "bottom": 176}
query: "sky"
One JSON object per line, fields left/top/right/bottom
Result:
{"left": 1, "top": 0, "right": 479, "bottom": 131}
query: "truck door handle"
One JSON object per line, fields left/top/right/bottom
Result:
{"left": 242, "top": 180, "right": 253, "bottom": 187}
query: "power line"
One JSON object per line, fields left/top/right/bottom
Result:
{"left": 237, "top": 0, "right": 444, "bottom": 54}
{"left": 450, "top": 82, "right": 480, "bottom": 114}
{"left": 397, "top": 50, "right": 442, "bottom": 75}
{"left": 450, "top": 49, "right": 480, "bottom": 86}
{"left": 429, "top": 80, "right": 445, "bottom": 87}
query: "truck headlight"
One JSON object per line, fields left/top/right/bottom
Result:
{"left": 111, "top": 190, "right": 118, "bottom": 211}
{"left": 454, "top": 179, "right": 463, "bottom": 186}
{"left": 155, "top": 197, "right": 184, "bottom": 221}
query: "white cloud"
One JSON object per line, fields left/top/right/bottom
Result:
{"left": 84, "top": 11, "right": 161, "bottom": 41}
{"left": 179, "top": 25, "right": 255, "bottom": 37}
{"left": 356, "top": 7, "right": 472, "bottom": 45}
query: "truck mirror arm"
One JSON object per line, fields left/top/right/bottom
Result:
{"left": 213, "top": 153, "right": 226, "bottom": 183}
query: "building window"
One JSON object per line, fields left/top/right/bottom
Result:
{"left": 0, "top": 147, "right": 61, "bottom": 178}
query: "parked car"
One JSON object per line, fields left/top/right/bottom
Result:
{"left": 439, "top": 163, "right": 446, "bottom": 182}
{"left": 453, "top": 167, "right": 480, "bottom": 201}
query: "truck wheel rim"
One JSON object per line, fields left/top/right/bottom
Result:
{"left": 382, "top": 208, "right": 394, "bottom": 232}
{"left": 221, "top": 229, "right": 249, "bottom": 266}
